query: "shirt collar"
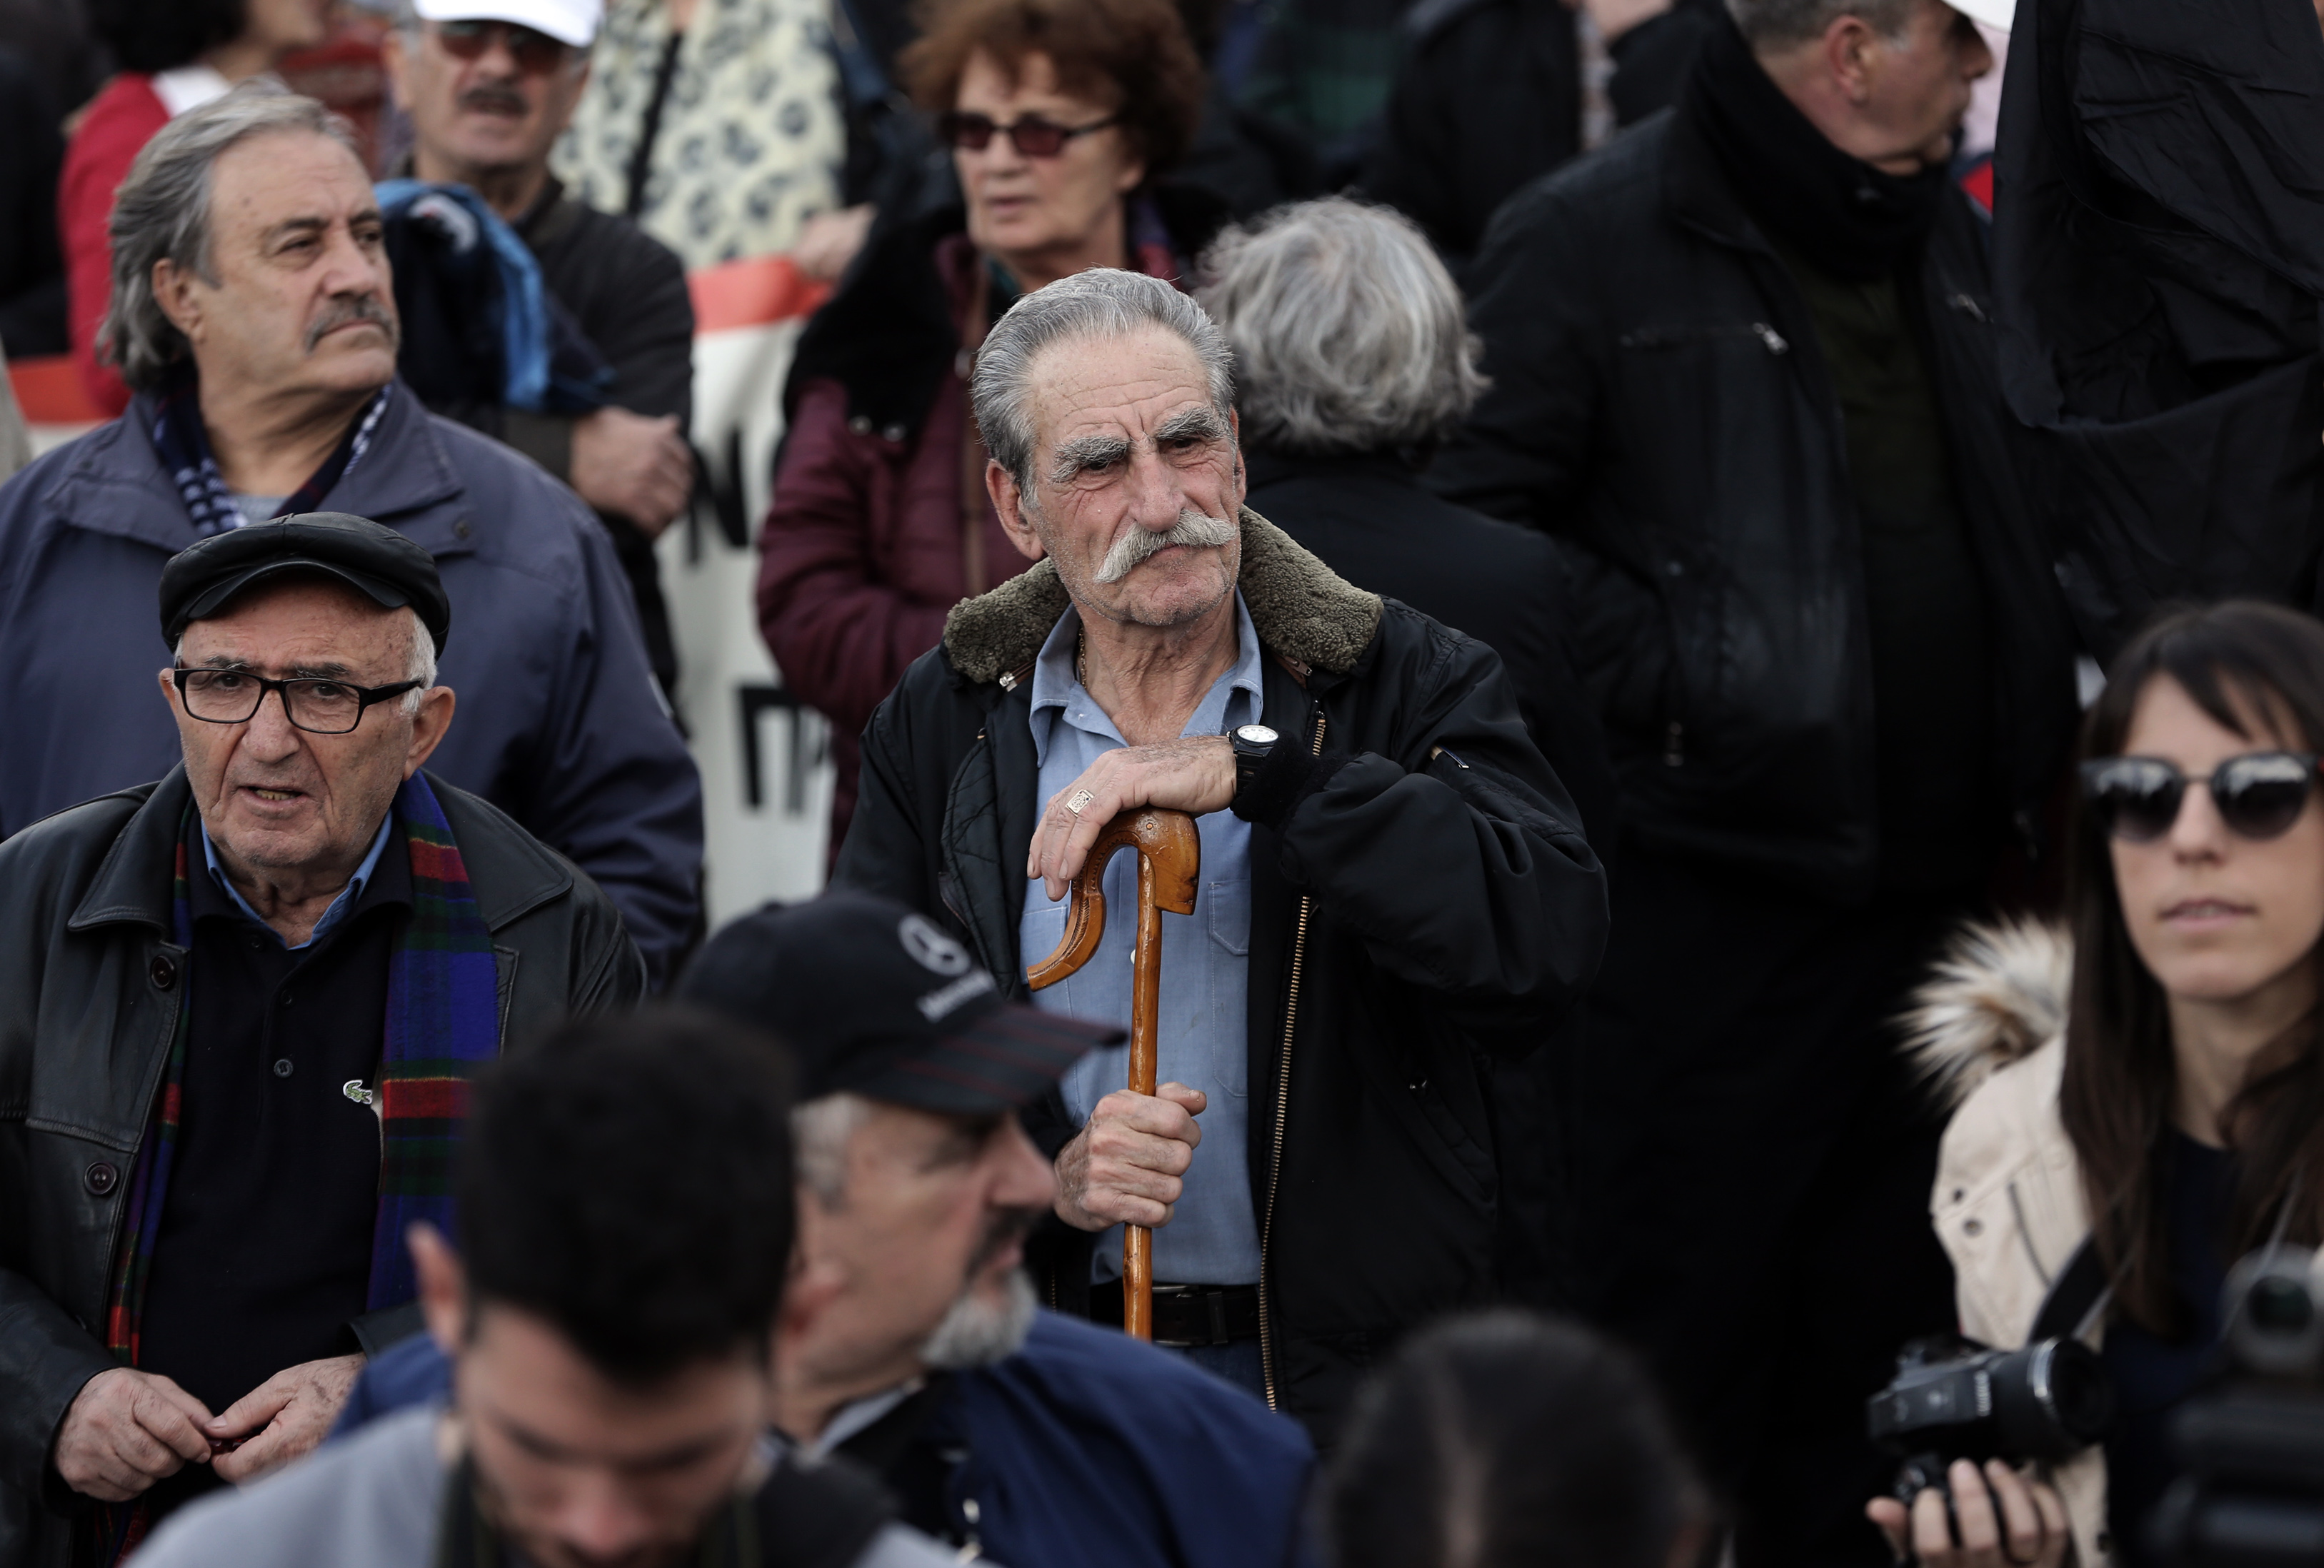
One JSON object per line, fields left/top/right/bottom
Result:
{"left": 199, "top": 809, "right": 397, "bottom": 952}
{"left": 1028, "top": 592, "right": 1265, "bottom": 765}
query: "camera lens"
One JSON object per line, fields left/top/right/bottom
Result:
{"left": 2037, "top": 1341, "right": 2115, "bottom": 1444}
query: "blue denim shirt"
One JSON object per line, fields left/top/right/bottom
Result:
{"left": 1020, "top": 595, "right": 1263, "bottom": 1287}
{"left": 201, "top": 811, "right": 394, "bottom": 951}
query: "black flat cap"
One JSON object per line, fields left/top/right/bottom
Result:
{"left": 679, "top": 890, "right": 1124, "bottom": 1116}
{"left": 159, "top": 513, "right": 451, "bottom": 653}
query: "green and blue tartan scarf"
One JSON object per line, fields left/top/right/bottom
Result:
{"left": 86, "top": 773, "right": 497, "bottom": 1564}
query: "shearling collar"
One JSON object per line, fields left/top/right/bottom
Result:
{"left": 941, "top": 508, "right": 1384, "bottom": 687}
{"left": 1900, "top": 918, "right": 2071, "bottom": 1109}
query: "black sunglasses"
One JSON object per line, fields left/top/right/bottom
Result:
{"left": 937, "top": 110, "right": 1120, "bottom": 157}
{"left": 432, "top": 18, "right": 571, "bottom": 74}
{"left": 2079, "top": 751, "right": 2321, "bottom": 843}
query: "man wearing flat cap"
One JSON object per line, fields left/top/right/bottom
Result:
{"left": 0, "top": 513, "right": 642, "bottom": 1568}
{"left": 334, "top": 889, "right": 1318, "bottom": 1568}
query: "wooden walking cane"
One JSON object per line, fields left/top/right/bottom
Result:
{"left": 1026, "top": 806, "right": 1201, "bottom": 1342}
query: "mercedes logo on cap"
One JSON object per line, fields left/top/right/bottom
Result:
{"left": 898, "top": 913, "right": 972, "bottom": 976}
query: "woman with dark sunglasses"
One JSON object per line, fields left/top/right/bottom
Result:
{"left": 754, "top": 0, "right": 1226, "bottom": 865}
{"left": 1873, "top": 600, "right": 2324, "bottom": 1568}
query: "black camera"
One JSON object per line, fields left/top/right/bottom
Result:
{"left": 2149, "top": 1247, "right": 2324, "bottom": 1567}
{"left": 1867, "top": 1334, "right": 2115, "bottom": 1502}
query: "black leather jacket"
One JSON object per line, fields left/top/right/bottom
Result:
{"left": 833, "top": 512, "right": 1608, "bottom": 1441}
{"left": 0, "top": 769, "right": 642, "bottom": 1568}
{"left": 1435, "top": 109, "right": 2081, "bottom": 901}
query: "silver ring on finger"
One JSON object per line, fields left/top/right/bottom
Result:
{"left": 1066, "top": 789, "right": 1096, "bottom": 817}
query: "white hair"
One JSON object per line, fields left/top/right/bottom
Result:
{"left": 1198, "top": 197, "right": 1485, "bottom": 457}
{"left": 970, "top": 268, "right": 1237, "bottom": 497}
{"left": 174, "top": 602, "right": 436, "bottom": 716}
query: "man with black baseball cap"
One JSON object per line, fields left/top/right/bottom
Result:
{"left": 336, "top": 889, "right": 1317, "bottom": 1568}
{"left": 0, "top": 513, "right": 642, "bottom": 1566}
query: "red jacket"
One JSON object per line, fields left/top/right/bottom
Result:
{"left": 756, "top": 231, "right": 1023, "bottom": 860}
{"left": 59, "top": 74, "right": 166, "bottom": 417}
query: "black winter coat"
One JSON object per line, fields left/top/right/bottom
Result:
{"left": 1992, "top": 0, "right": 2324, "bottom": 658}
{"left": 1361, "top": 0, "right": 1721, "bottom": 273}
{"left": 833, "top": 512, "right": 1608, "bottom": 1439}
{"left": 1433, "top": 109, "right": 2080, "bottom": 902}
{"left": 0, "top": 770, "right": 643, "bottom": 1568}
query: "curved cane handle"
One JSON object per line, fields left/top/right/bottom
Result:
{"left": 1025, "top": 808, "right": 1201, "bottom": 989}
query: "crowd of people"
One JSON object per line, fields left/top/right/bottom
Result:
{"left": 7, "top": 0, "right": 2324, "bottom": 1564}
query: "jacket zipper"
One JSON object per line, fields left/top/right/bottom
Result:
{"left": 1257, "top": 709, "right": 1326, "bottom": 1409}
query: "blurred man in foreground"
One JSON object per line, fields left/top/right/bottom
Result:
{"left": 131, "top": 1015, "right": 954, "bottom": 1568}
{"left": 341, "top": 890, "right": 1318, "bottom": 1568}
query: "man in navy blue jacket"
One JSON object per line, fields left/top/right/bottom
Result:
{"left": 0, "top": 83, "right": 701, "bottom": 982}
{"left": 337, "top": 890, "right": 1318, "bottom": 1568}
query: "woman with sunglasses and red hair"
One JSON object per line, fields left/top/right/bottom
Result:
{"left": 753, "top": 0, "right": 1222, "bottom": 865}
{"left": 1876, "top": 600, "right": 2324, "bottom": 1568}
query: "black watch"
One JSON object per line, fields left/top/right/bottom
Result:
{"left": 1231, "top": 723, "right": 1278, "bottom": 799}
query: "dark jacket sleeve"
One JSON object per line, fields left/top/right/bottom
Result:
{"left": 523, "top": 491, "right": 703, "bottom": 988}
{"left": 1428, "top": 184, "right": 1602, "bottom": 528}
{"left": 756, "top": 379, "right": 958, "bottom": 740}
{"left": 0, "top": 1272, "right": 116, "bottom": 1499}
{"left": 829, "top": 665, "right": 940, "bottom": 906}
{"left": 496, "top": 216, "right": 697, "bottom": 482}
{"left": 1241, "top": 618, "right": 1607, "bottom": 1051}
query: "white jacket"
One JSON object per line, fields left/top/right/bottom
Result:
{"left": 1903, "top": 919, "right": 2111, "bottom": 1567}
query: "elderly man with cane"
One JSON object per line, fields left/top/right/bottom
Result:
{"left": 0, "top": 513, "right": 641, "bottom": 1567}
{"left": 834, "top": 267, "right": 1608, "bottom": 1437}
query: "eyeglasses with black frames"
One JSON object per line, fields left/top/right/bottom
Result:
{"left": 172, "top": 668, "right": 426, "bottom": 736}
{"left": 2078, "top": 751, "right": 2322, "bottom": 843}
{"left": 937, "top": 110, "right": 1121, "bottom": 158}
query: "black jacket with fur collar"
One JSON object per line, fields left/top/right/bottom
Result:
{"left": 833, "top": 511, "right": 1608, "bottom": 1440}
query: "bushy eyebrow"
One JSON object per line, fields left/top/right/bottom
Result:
{"left": 1154, "top": 405, "right": 1229, "bottom": 446}
{"left": 189, "top": 655, "right": 359, "bottom": 679}
{"left": 1048, "top": 433, "right": 1132, "bottom": 485}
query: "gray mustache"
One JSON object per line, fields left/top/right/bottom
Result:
{"left": 1091, "top": 508, "right": 1238, "bottom": 585}
{"left": 304, "top": 296, "right": 395, "bottom": 353}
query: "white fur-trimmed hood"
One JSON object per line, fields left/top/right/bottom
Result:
{"left": 1900, "top": 918, "right": 2072, "bottom": 1108}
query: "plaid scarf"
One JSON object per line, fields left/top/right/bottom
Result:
{"left": 148, "top": 366, "right": 391, "bottom": 536}
{"left": 85, "top": 773, "right": 498, "bottom": 1565}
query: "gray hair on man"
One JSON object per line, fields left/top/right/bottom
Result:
{"left": 102, "top": 81, "right": 363, "bottom": 392}
{"left": 969, "top": 268, "right": 1237, "bottom": 501}
{"left": 1725, "top": 0, "right": 1916, "bottom": 48}
{"left": 1197, "top": 197, "right": 1484, "bottom": 458}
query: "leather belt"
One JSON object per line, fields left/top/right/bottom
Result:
{"left": 1090, "top": 1280, "right": 1262, "bottom": 1347}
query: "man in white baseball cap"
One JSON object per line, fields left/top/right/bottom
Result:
{"left": 382, "top": 0, "right": 696, "bottom": 699}
{"left": 409, "top": 0, "right": 601, "bottom": 47}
